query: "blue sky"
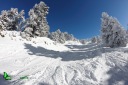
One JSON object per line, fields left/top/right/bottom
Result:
{"left": 0, "top": 0, "right": 128, "bottom": 39}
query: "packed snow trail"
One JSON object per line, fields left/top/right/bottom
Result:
{"left": 0, "top": 32, "right": 128, "bottom": 85}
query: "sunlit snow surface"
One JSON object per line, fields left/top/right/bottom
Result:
{"left": 0, "top": 31, "right": 128, "bottom": 85}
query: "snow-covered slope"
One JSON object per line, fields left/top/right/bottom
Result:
{"left": 0, "top": 31, "right": 128, "bottom": 85}
{"left": 64, "top": 41, "right": 82, "bottom": 45}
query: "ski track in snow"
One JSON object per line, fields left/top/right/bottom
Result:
{"left": 0, "top": 32, "right": 128, "bottom": 85}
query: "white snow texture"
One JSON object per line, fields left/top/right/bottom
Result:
{"left": 0, "top": 31, "right": 128, "bottom": 85}
{"left": 0, "top": 1, "right": 128, "bottom": 85}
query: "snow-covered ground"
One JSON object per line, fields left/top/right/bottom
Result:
{"left": 0, "top": 31, "right": 128, "bottom": 85}
{"left": 64, "top": 41, "right": 82, "bottom": 45}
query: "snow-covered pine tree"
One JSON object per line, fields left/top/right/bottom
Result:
{"left": 0, "top": 8, "right": 25, "bottom": 31}
{"left": 49, "top": 29, "right": 77, "bottom": 43}
{"left": 91, "top": 36, "right": 102, "bottom": 43}
{"left": 59, "top": 33, "right": 66, "bottom": 43}
{"left": 0, "top": 15, "right": 5, "bottom": 31}
{"left": 91, "top": 36, "right": 97, "bottom": 43}
{"left": 48, "top": 29, "right": 63, "bottom": 43}
{"left": 80, "top": 39, "right": 87, "bottom": 44}
{"left": 0, "top": 22, "right": 3, "bottom": 37}
{"left": 0, "top": 14, "right": 5, "bottom": 37}
{"left": 64, "top": 32, "right": 76, "bottom": 41}
{"left": 125, "top": 29, "right": 128, "bottom": 43}
{"left": 101, "top": 12, "right": 127, "bottom": 47}
{"left": 21, "top": 1, "right": 49, "bottom": 38}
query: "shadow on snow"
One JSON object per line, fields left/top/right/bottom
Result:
{"left": 0, "top": 74, "right": 11, "bottom": 85}
{"left": 38, "top": 82, "right": 50, "bottom": 85}
{"left": 0, "top": 74, "right": 20, "bottom": 85}
{"left": 107, "top": 64, "right": 128, "bottom": 85}
{"left": 24, "top": 43, "right": 103, "bottom": 61}
{"left": 24, "top": 43, "right": 128, "bottom": 85}
{"left": 24, "top": 43, "right": 126, "bottom": 61}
